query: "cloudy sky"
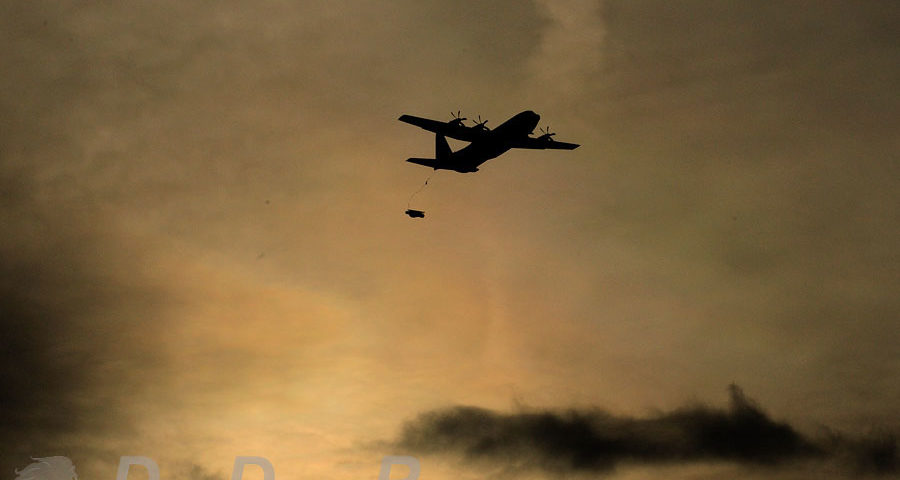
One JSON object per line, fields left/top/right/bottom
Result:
{"left": 2, "top": 1, "right": 898, "bottom": 479}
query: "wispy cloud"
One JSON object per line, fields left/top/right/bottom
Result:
{"left": 528, "top": 0, "right": 606, "bottom": 107}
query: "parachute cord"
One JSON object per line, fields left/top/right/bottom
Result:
{"left": 407, "top": 172, "right": 434, "bottom": 209}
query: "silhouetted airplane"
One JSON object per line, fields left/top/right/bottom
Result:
{"left": 399, "top": 110, "right": 579, "bottom": 173}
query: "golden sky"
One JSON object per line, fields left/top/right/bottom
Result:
{"left": 2, "top": 1, "right": 898, "bottom": 479}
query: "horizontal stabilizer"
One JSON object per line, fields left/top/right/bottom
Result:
{"left": 406, "top": 157, "right": 439, "bottom": 169}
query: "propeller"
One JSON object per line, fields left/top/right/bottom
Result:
{"left": 449, "top": 110, "right": 467, "bottom": 127}
{"left": 471, "top": 114, "right": 490, "bottom": 131}
{"left": 538, "top": 126, "right": 556, "bottom": 141}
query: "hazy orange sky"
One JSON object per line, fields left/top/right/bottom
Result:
{"left": 2, "top": 1, "right": 898, "bottom": 479}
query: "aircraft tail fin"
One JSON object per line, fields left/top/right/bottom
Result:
{"left": 435, "top": 133, "right": 451, "bottom": 162}
{"left": 406, "top": 134, "right": 451, "bottom": 170}
{"left": 406, "top": 158, "right": 438, "bottom": 169}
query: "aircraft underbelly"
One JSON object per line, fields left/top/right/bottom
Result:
{"left": 453, "top": 142, "right": 509, "bottom": 170}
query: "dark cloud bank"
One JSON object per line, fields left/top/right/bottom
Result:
{"left": 0, "top": 172, "right": 170, "bottom": 475}
{"left": 397, "top": 385, "right": 896, "bottom": 475}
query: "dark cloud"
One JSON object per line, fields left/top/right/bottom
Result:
{"left": 0, "top": 157, "right": 170, "bottom": 477}
{"left": 822, "top": 428, "right": 899, "bottom": 475}
{"left": 396, "top": 385, "right": 896, "bottom": 475}
{"left": 1, "top": 2, "right": 178, "bottom": 468}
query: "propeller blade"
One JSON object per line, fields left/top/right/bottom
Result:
{"left": 450, "top": 110, "right": 467, "bottom": 125}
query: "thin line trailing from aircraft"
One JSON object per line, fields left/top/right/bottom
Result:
{"left": 405, "top": 173, "right": 433, "bottom": 218}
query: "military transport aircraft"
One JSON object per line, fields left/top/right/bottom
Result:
{"left": 399, "top": 110, "right": 579, "bottom": 173}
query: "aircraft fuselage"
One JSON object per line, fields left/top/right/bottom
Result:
{"left": 446, "top": 111, "right": 540, "bottom": 172}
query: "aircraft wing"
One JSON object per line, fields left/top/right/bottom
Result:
{"left": 398, "top": 114, "right": 487, "bottom": 142}
{"left": 511, "top": 137, "right": 580, "bottom": 150}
